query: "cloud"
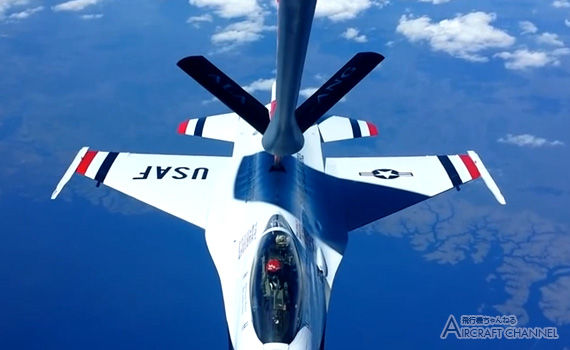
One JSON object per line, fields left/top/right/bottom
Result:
{"left": 186, "top": 13, "right": 212, "bottom": 27}
{"left": 497, "top": 133, "right": 564, "bottom": 147}
{"left": 52, "top": 0, "right": 101, "bottom": 12}
{"left": 495, "top": 48, "right": 570, "bottom": 70}
{"left": 211, "top": 17, "right": 275, "bottom": 46}
{"left": 187, "top": 0, "right": 275, "bottom": 47}
{"left": 315, "top": 0, "right": 387, "bottom": 22}
{"left": 536, "top": 32, "right": 564, "bottom": 47}
{"left": 242, "top": 78, "right": 274, "bottom": 93}
{"left": 7, "top": 5, "right": 42, "bottom": 19}
{"left": 188, "top": 0, "right": 260, "bottom": 19}
{"left": 519, "top": 20, "right": 538, "bottom": 35}
{"left": 552, "top": 0, "right": 570, "bottom": 7}
{"left": 418, "top": 0, "right": 451, "bottom": 4}
{"left": 299, "top": 87, "right": 318, "bottom": 99}
{"left": 0, "top": 0, "right": 31, "bottom": 20}
{"left": 396, "top": 12, "right": 515, "bottom": 62}
{"left": 80, "top": 13, "right": 102, "bottom": 20}
{"left": 341, "top": 27, "right": 367, "bottom": 43}
{"left": 566, "top": 19, "right": 570, "bottom": 27}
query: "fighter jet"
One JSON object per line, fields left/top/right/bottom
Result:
{"left": 52, "top": 0, "right": 506, "bottom": 348}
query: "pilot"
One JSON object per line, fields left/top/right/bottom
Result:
{"left": 275, "top": 233, "right": 288, "bottom": 247}
{"left": 266, "top": 258, "right": 282, "bottom": 273}
{"left": 266, "top": 258, "right": 282, "bottom": 291}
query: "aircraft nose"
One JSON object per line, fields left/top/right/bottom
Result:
{"left": 263, "top": 343, "right": 289, "bottom": 350}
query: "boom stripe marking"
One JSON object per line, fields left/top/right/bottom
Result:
{"left": 350, "top": 118, "right": 361, "bottom": 138}
{"left": 460, "top": 154, "right": 481, "bottom": 180}
{"left": 438, "top": 155, "right": 462, "bottom": 188}
{"left": 94, "top": 152, "right": 119, "bottom": 183}
{"left": 76, "top": 150, "right": 97, "bottom": 175}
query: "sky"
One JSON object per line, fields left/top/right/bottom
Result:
{"left": 1, "top": 0, "right": 570, "bottom": 349}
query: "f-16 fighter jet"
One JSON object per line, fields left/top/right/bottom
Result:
{"left": 52, "top": 0, "right": 505, "bottom": 348}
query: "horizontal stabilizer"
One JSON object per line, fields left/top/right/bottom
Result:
{"left": 296, "top": 52, "right": 384, "bottom": 132}
{"left": 177, "top": 112, "right": 239, "bottom": 143}
{"left": 317, "top": 116, "right": 378, "bottom": 143}
{"left": 177, "top": 56, "right": 269, "bottom": 134}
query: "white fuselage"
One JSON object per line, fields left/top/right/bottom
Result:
{"left": 203, "top": 119, "right": 344, "bottom": 349}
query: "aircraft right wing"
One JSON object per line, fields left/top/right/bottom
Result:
{"left": 52, "top": 147, "right": 233, "bottom": 229}
{"left": 325, "top": 151, "right": 505, "bottom": 231}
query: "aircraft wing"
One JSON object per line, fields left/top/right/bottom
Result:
{"left": 52, "top": 147, "right": 232, "bottom": 229}
{"left": 325, "top": 151, "right": 505, "bottom": 230}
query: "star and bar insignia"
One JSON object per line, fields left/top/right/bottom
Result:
{"left": 359, "top": 169, "right": 413, "bottom": 179}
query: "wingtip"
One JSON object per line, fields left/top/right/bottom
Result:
{"left": 51, "top": 146, "right": 90, "bottom": 200}
{"left": 467, "top": 150, "right": 507, "bottom": 206}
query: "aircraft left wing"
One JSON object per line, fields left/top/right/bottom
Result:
{"left": 325, "top": 151, "right": 505, "bottom": 230}
{"left": 52, "top": 147, "right": 232, "bottom": 229}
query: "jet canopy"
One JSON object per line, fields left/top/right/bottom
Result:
{"left": 250, "top": 215, "right": 303, "bottom": 344}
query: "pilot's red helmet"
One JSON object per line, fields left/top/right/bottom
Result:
{"left": 266, "top": 258, "right": 281, "bottom": 273}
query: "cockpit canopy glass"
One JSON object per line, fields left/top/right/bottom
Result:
{"left": 250, "top": 216, "right": 302, "bottom": 344}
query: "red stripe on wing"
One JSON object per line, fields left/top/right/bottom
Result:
{"left": 76, "top": 150, "right": 97, "bottom": 175}
{"left": 459, "top": 154, "right": 481, "bottom": 180}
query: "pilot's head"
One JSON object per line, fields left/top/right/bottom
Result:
{"left": 266, "top": 258, "right": 281, "bottom": 273}
{"left": 275, "top": 233, "right": 288, "bottom": 247}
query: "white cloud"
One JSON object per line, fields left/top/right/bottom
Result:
{"left": 299, "top": 87, "right": 318, "bottom": 99}
{"left": 519, "top": 20, "right": 538, "bottom": 35}
{"left": 536, "top": 32, "right": 564, "bottom": 47}
{"left": 396, "top": 12, "right": 515, "bottom": 62}
{"left": 188, "top": 0, "right": 259, "bottom": 19}
{"left": 341, "top": 27, "right": 367, "bottom": 43}
{"left": 315, "top": 0, "right": 387, "bottom": 22}
{"left": 497, "top": 134, "right": 564, "bottom": 147}
{"left": 242, "top": 78, "right": 274, "bottom": 93}
{"left": 7, "top": 5, "right": 41, "bottom": 19}
{"left": 52, "top": 0, "right": 101, "bottom": 12}
{"left": 565, "top": 19, "right": 570, "bottom": 27}
{"left": 552, "top": 0, "right": 570, "bottom": 8}
{"left": 80, "top": 13, "right": 102, "bottom": 20}
{"left": 0, "top": 0, "right": 30, "bottom": 20}
{"left": 186, "top": 13, "right": 212, "bottom": 27}
{"left": 495, "top": 48, "right": 570, "bottom": 70}
{"left": 418, "top": 0, "right": 451, "bottom": 4}
{"left": 187, "top": 0, "right": 274, "bottom": 47}
{"left": 211, "top": 17, "right": 275, "bottom": 45}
